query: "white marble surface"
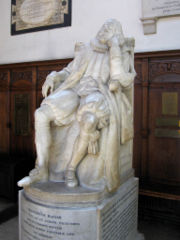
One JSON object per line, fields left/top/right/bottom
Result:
{"left": 19, "top": 178, "right": 143, "bottom": 240}
{"left": 18, "top": 19, "right": 136, "bottom": 193}
{"left": 1, "top": 216, "right": 180, "bottom": 240}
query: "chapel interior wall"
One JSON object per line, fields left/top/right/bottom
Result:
{"left": 0, "top": 0, "right": 180, "bottom": 64}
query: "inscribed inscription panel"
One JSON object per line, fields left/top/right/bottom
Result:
{"left": 162, "top": 92, "right": 178, "bottom": 115}
{"left": 141, "top": 0, "right": 180, "bottom": 34}
{"left": 142, "top": 0, "right": 180, "bottom": 18}
{"left": 20, "top": 192, "right": 97, "bottom": 240}
{"left": 11, "top": 0, "right": 71, "bottom": 35}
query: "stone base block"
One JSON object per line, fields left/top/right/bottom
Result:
{"left": 19, "top": 177, "right": 144, "bottom": 240}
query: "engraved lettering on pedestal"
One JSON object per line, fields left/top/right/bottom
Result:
{"left": 101, "top": 186, "right": 138, "bottom": 240}
{"left": 21, "top": 193, "right": 96, "bottom": 240}
{"left": 22, "top": 207, "right": 79, "bottom": 239}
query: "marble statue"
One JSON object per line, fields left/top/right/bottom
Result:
{"left": 18, "top": 19, "right": 136, "bottom": 193}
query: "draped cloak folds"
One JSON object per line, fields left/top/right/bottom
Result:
{"left": 42, "top": 40, "right": 136, "bottom": 192}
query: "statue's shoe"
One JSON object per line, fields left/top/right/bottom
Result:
{"left": 17, "top": 176, "right": 32, "bottom": 187}
{"left": 17, "top": 167, "right": 48, "bottom": 187}
{"left": 65, "top": 170, "right": 78, "bottom": 188}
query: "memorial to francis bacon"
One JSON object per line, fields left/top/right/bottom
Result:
{"left": 18, "top": 19, "right": 144, "bottom": 240}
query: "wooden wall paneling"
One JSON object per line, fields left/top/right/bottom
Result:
{"left": 10, "top": 67, "right": 35, "bottom": 157}
{"left": 148, "top": 85, "right": 180, "bottom": 186}
{"left": 1, "top": 51, "right": 180, "bottom": 204}
{"left": 147, "top": 57, "right": 180, "bottom": 190}
{"left": 140, "top": 58, "right": 149, "bottom": 179}
{"left": 32, "top": 67, "right": 37, "bottom": 156}
{"left": 134, "top": 52, "right": 180, "bottom": 224}
{"left": 139, "top": 194, "right": 180, "bottom": 224}
{"left": 133, "top": 60, "right": 143, "bottom": 177}
{"left": 0, "top": 70, "right": 10, "bottom": 153}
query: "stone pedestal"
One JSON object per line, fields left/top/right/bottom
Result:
{"left": 19, "top": 177, "right": 144, "bottom": 240}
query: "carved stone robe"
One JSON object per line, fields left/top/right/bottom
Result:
{"left": 43, "top": 39, "right": 136, "bottom": 192}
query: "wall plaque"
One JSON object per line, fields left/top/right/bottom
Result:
{"left": 141, "top": 0, "right": 180, "bottom": 34}
{"left": 156, "top": 117, "right": 180, "bottom": 127}
{"left": 11, "top": 0, "right": 71, "bottom": 35}
{"left": 162, "top": 92, "right": 178, "bottom": 115}
{"left": 155, "top": 128, "right": 180, "bottom": 138}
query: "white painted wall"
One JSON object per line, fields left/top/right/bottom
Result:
{"left": 0, "top": 0, "right": 180, "bottom": 64}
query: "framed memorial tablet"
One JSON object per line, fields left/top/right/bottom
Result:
{"left": 11, "top": 0, "right": 71, "bottom": 35}
{"left": 141, "top": 0, "right": 180, "bottom": 34}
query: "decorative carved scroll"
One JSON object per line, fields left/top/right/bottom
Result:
{"left": 0, "top": 72, "right": 8, "bottom": 89}
{"left": 12, "top": 70, "right": 32, "bottom": 83}
{"left": 149, "top": 62, "right": 180, "bottom": 80}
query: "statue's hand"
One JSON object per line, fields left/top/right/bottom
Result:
{"left": 107, "top": 36, "right": 120, "bottom": 48}
{"left": 109, "top": 80, "right": 121, "bottom": 92}
{"left": 42, "top": 71, "right": 61, "bottom": 97}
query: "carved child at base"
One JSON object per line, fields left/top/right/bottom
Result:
{"left": 18, "top": 19, "right": 136, "bottom": 193}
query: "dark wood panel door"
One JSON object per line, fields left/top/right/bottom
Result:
{"left": 9, "top": 67, "right": 36, "bottom": 157}
{"left": 10, "top": 91, "right": 35, "bottom": 157}
{"left": 133, "top": 60, "right": 143, "bottom": 177}
{"left": 0, "top": 92, "right": 10, "bottom": 153}
{"left": 147, "top": 58, "right": 180, "bottom": 189}
{"left": 148, "top": 86, "right": 180, "bottom": 185}
{"left": 0, "top": 70, "right": 10, "bottom": 153}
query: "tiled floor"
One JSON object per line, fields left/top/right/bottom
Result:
{"left": 0, "top": 197, "right": 17, "bottom": 224}
{"left": 0, "top": 197, "right": 15, "bottom": 212}
{"left": 0, "top": 217, "right": 180, "bottom": 240}
{"left": 138, "top": 220, "right": 180, "bottom": 240}
{"left": 0, "top": 217, "right": 18, "bottom": 240}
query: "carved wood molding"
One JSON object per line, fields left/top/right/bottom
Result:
{"left": 0, "top": 71, "right": 8, "bottom": 88}
{"left": 12, "top": 70, "right": 32, "bottom": 84}
{"left": 0, "top": 58, "right": 72, "bottom": 69}
{"left": 149, "top": 62, "right": 180, "bottom": 80}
